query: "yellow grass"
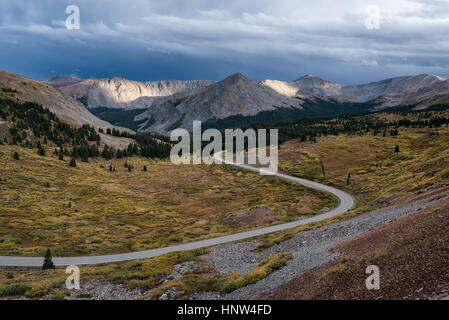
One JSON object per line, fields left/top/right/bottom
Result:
{"left": 0, "top": 144, "right": 335, "bottom": 256}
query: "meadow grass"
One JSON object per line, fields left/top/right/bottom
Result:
{"left": 0, "top": 144, "right": 334, "bottom": 256}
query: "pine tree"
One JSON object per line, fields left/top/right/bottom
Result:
{"left": 69, "top": 158, "right": 77, "bottom": 167}
{"left": 13, "top": 152, "right": 19, "bottom": 160}
{"left": 143, "top": 165, "right": 147, "bottom": 172}
{"left": 346, "top": 173, "right": 351, "bottom": 186}
{"left": 42, "top": 248, "right": 55, "bottom": 270}
{"left": 38, "top": 146, "right": 46, "bottom": 156}
{"left": 394, "top": 145, "right": 400, "bottom": 153}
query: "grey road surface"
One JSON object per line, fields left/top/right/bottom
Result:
{"left": 0, "top": 153, "right": 354, "bottom": 267}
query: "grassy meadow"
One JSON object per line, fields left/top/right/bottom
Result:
{"left": 0, "top": 143, "right": 335, "bottom": 256}
{"left": 278, "top": 112, "right": 449, "bottom": 209}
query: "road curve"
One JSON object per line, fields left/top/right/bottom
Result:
{"left": 0, "top": 153, "right": 354, "bottom": 267}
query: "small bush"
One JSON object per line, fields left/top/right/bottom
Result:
{"left": 0, "top": 283, "right": 30, "bottom": 297}
{"left": 25, "top": 283, "right": 50, "bottom": 298}
{"left": 52, "top": 291, "right": 69, "bottom": 300}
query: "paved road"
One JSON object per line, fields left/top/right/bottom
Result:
{"left": 0, "top": 153, "right": 354, "bottom": 267}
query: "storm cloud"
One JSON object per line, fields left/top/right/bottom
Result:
{"left": 1, "top": 0, "right": 449, "bottom": 84}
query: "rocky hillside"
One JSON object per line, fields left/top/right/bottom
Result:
{"left": 43, "top": 71, "right": 449, "bottom": 134}
{"left": 49, "top": 76, "right": 213, "bottom": 110}
{"left": 0, "top": 70, "right": 133, "bottom": 147}
{"left": 134, "top": 73, "right": 306, "bottom": 133}
{"left": 262, "top": 73, "right": 449, "bottom": 110}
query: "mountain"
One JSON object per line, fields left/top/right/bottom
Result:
{"left": 263, "top": 73, "right": 449, "bottom": 110}
{"left": 0, "top": 70, "right": 134, "bottom": 147}
{"left": 134, "top": 73, "right": 305, "bottom": 133}
{"left": 48, "top": 76, "right": 214, "bottom": 110}
{"left": 43, "top": 71, "right": 449, "bottom": 135}
{"left": 43, "top": 75, "right": 83, "bottom": 88}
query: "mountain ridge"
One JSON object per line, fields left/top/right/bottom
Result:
{"left": 42, "top": 71, "right": 449, "bottom": 134}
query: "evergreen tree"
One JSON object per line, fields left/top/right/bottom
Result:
{"left": 69, "top": 158, "right": 77, "bottom": 167}
{"left": 42, "top": 248, "right": 55, "bottom": 270}
{"left": 346, "top": 173, "right": 351, "bottom": 186}
{"left": 394, "top": 145, "right": 400, "bottom": 153}
{"left": 38, "top": 146, "right": 46, "bottom": 156}
{"left": 143, "top": 165, "right": 147, "bottom": 172}
{"left": 13, "top": 152, "right": 19, "bottom": 160}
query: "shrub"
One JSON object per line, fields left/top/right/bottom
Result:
{"left": 25, "top": 283, "right": 50, "bottom": 298}
{"left": 0, "top": 283, "right": 30, "bottom": 297}
{"left": 52, "top": 291, "right": 69, "bottom": 300}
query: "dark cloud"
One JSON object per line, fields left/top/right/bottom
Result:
{"left": 1, "top": 0, "right": 449, "bottom": 83}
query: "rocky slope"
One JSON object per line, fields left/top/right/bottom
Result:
{"left": 134, "top": 73, "right": 305, "bottom": 133}
{"left": 44, "top": 71, "right": 449, "bottom": 134}
{"left": 0, "top": 70, "right": 132, "bottom": 134}
{"left": 51, "top": 76, "right": 213, "bottom": 109}
{"left": 262, "top": 73, "right": 449, "bottom": 110}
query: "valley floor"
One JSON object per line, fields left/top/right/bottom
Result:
{"left": 1, "top": 111, "right": 448, "bottom": 299}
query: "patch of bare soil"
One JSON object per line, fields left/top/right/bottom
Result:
{"left": 264, "top": 187, "right": 449, "bottom": 300}
{"left": 223, "top": 207, "right": 275, "bottom": 227}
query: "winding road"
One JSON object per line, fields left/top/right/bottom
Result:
{"left": 0, "top": 152, "right": 354, "bottom": 267}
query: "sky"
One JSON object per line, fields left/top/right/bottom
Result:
{"left": 1, "top": 0, "right": 449, "bottom": 84}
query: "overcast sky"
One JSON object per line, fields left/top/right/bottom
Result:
{"left": 1, "top": 0, "right": 449, "bottom": 84}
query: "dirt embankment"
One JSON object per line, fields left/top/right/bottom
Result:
{"left": 264, "top": 186, "right": 449, "bottom": 300}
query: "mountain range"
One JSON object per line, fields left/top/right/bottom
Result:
{"left": 38, "top": 71, "right": 449, "bottom": 134}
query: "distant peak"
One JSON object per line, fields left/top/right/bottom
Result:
{"left": 228, "top": 72, "right": 246, "bottom": 79}
{"left": 221, "top": 72, "right": 251, "bottom": 83}
{"left": 47, "top": 74, "right": 81, "bottom": 81}
{"left": 294, "top": 74, "right": 322, "bottom": 82}
{"left": 417, "top": 73, "right": 445, "bottom": 81}
{"left": 43, "top": 74, "right": 83, "bottom": 88}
